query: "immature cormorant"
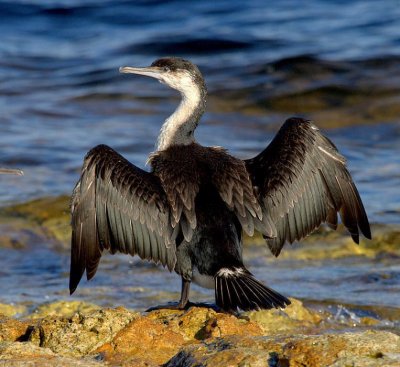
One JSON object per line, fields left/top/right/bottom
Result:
{"left": 69, "top": 57, "right": 371, "bottom": 312}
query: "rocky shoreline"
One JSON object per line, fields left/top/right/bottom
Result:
{"left": 0, "top": 196, "right": 399, "bottom": 366}
{"left": 0, "top": 299, "right": 398, "bottom": 366}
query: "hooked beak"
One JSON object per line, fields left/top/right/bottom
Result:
{"left": 0, "top": 168, "right": 23, "bottom": 175}
{"left": 119, "top": 66, "right": 165, "bottom": 81}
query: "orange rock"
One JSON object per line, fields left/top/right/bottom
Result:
{"left": 0, "top": 314, "right": 30, "bottom": 342}
{"left": 165, "top": 331, "right": 400, "bottom": 367}
{"left": 103, "top": 307, "right": 263, "bottom": 366}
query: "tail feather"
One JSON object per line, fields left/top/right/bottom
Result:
{"left": 215, "top": 267, "right": 290, "bottom": 312}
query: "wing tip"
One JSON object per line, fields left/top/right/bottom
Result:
{"left": 69, "top": 265, "right": 84, "bottom": 296}
{"left": 351, "top": 232, "right": 360, "bottom": 244}
{"left": 360, "top": 222, "right": 372, "bottom": 240}
{"left": 264, "top": 235, "right": 284, "bottom": 257}
{"left": 69, "top": 280, "right": 78, "bottom": 295}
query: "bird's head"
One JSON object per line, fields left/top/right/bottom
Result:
{"left": 120, "top": 57, "right": 206, "bottom": 98}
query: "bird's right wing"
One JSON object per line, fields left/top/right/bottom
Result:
{"left": 69, "top": 144, "right": 177, "bottom": 294}
{"left": 245, "top": 118, "right": 371, "bottom": 256}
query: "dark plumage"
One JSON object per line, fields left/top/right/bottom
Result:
{"left": 70, "top": 57, "right": 371, "bottom": 312}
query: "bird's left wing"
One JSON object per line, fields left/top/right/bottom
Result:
{"left": 245, "top": 118, "right": 371, "bottom": 256}
{"left": 69, "top": 144, "right": 177, "bottom": 294}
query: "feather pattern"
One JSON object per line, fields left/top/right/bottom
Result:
{"left": 69, "top": 144, "right": 177, "bottom": 294}
{"left": 149, "top": 143, "right": 276, "bottom": 241}
{"left": 149, "top": 147, "right": 200, "bottom": 242}
{"left": 245, "top": 118, "right": 371, "bottom": 256}
{"left": 215, "top": 267, "right": 291, "bottom": 311}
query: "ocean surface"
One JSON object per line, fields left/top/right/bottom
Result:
{"left": 0, "top": 0, "right": 399, "bottom": 318}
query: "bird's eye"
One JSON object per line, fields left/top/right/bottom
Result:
{"left": 163, "top": 66, "right": 170, "bottom": 72}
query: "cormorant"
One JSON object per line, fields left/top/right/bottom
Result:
{"left": 69, "top": 57, "right": 371, "bottom": 312}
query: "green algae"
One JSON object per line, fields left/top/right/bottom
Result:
{"left": 244, "top": 224, "right": 400, "bottom": 261}
{"left": 2, "top": 192, "right": 399, "bottom": 261}
{"left": 1, "top": 196, "right": 71, "bottom": 247}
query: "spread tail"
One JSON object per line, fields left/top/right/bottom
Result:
{"left": 215, "top": 267, "right": 291, "bottom": 312}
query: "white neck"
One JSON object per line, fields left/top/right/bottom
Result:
{"left": 156, "top": 74, "right": 204, "bottom": 151}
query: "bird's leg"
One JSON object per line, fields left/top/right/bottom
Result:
{"left": 145, "top": 278, "right": 222, "bottom": 312}
{"left": 177, "top": 278, "right": 190, "bottom": 308}
{"left": 145, "top": 278, "right": 191, "bottom": 312}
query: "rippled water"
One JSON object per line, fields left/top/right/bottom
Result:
{"left": 1, "top": 0, "right": 399, "bottom": 222}
{"left": 0, "top": 0, "right": 399, "bottom": 318}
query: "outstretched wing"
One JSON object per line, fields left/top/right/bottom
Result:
{"left": 245, "top": 118, "right": 371, "bottom": 256}
{"left": 69, "top": 144, "right": 177, "bottom": 294}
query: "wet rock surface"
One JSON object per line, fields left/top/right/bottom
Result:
{"left": 0, "top": 196, "right": 71, "bottom": 249}
{"left": 2, "top": 196, "right": 399, "bottom": 259}
{"left": 0, "top": 300, "right": 398, "bottom": 366}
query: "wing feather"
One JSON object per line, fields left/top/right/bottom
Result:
{"left": 69, "top": 144, "right": 177, "bottom": 294}
{"left": 245, "top": 118, "right": 371, "bottom": 256}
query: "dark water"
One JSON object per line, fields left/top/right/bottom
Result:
{"left": 0, "top": 0, "right": 399, "bottom": 319}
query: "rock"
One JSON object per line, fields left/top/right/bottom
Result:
{"left": 28, "top": 306, "right": 138, "bottom": 357}
{"left": 258, "top": 224, "right": 400, "bottom": 261}
{"left": 0, "top": 301, "right": 398, "bottom": 366}
{"left": 244, "top": 298, "right": 324, "bottom": 335}
{"left": 100, "top": 307, "right": 263, "bottom": 366}
{"left": 0, "top": 315, "right": 30, "bottom": 342}
{"left": 0, "top": 303, "right": 27, "bottom": 318}
{"left": 3, "top": 196, "right": 70, "bottom": 225}
{"left": 165, "top": 330, "right": 400, "bottom": 367}
{"left": 0, "top": 215, "right": 47, "bottom": 249}
{"left": 360, "top": 224, "right": 400, "bottom": 257}
{"left": 2, "top": 196, "right": 71, "bottom": 247}
{"left": 0, "top": 341, "right": 101, "bottom": 366}
{"left": 30, "top": 300, "right": 100, "bottom": 320}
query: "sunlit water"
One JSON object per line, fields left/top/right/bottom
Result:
{"left": 0, "top": 0, "right": 399, "bottom": 320}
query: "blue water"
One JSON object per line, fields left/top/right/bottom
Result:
{"left": 1, "top": 0, "right": 400, "bottom": 223}
{"left": 0, "top": 0, "right": 399, "bottom": 318}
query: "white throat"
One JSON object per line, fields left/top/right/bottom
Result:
{"left": 156, "top": 74, "right": 203, "bottom": 151}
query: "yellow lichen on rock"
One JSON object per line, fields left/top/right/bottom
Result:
{"left": 0, "top": 315, "right": 30, "bottom": 342}
{"left": 30, "top": 300, "right": 100, "bottom": 319}
{"left": 0, "top": 301, "right": 398, "bottom": 366}
{"left": 0, "top": 303, "right": 27, "bottom": 318}
{"left": 245, "top": 298, "right": 324, "bottom": 335}
{"left": 28, "top": 306, "right": 139, "bottom": 357}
